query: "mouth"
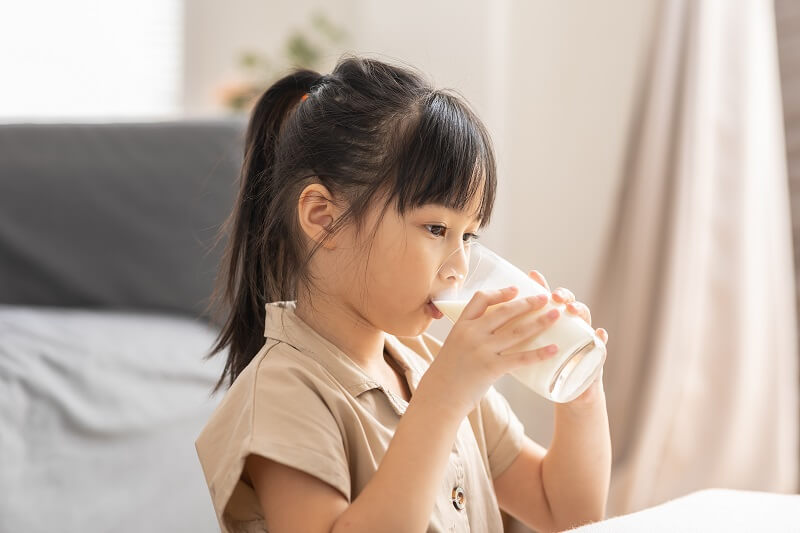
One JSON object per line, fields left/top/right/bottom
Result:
{"left": 426, "top": 299, "right": 444, "bottom": 319}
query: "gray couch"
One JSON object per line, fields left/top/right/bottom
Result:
{"left": 0, "top": 118, "right": 247, "bottom": 532}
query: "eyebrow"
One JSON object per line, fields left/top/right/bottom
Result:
{"left": 426, "top": 205, "right": 481, "bottom": 225}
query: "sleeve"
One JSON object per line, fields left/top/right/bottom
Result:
{"left": 479, "top": 385, "right": 526, "bottom": 479}
{"left": 248, "top": 359, "right": 351, "bottom": 500}
{"left": 195, "top": 350, "right": 351, "bottom": 531}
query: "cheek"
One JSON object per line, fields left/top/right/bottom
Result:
{"left": 365, "top": 223, "right": 436, "bottom": 311}
{"left": 371, "top": 250, "right": 431, "bottom": 303}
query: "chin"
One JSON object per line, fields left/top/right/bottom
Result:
{"left": 415, "top": 308, "right": 438, "bottom": 334}
{"left": 385, "top": 307, "right": 433, "bottom": 338}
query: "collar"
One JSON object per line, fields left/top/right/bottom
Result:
{"left": 263, "top": 300, "right": 424, "bottom": 415}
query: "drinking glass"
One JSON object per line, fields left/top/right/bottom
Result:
{"left": 431, "top": 242, "right": 606, "bottom": 403}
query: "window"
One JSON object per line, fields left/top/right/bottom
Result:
{"left": 0, "top": 0, "right": 183, "bottom": 120}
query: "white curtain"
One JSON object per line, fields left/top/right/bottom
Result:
{"left": 591, "top": 0, "right": 799, "bottom": 516}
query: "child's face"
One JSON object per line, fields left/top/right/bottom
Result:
{"left": 333, "top": 196, "right": 482, "bottom": 337}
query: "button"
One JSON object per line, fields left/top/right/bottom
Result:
{"left": 451, "top": 486, "right": 466, "bottom": 510}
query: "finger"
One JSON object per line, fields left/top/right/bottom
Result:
{"left": 502, "top": 343, "right": 560, "bottom": 369}
{"left": 493, "top": 306, "right": 561, "bottom": 352}
{"left": 565, "top": 301, "right": 591, "bottom": 326}
{"left": 551, "top": 287, "right": 576, "bottom": 304}
{"left": 482, "top": 293, "right": 550, "bottom": 333}
{"left": 596, "top": 328, "right": 608, "bottom": 344}
{"left": 528, "top": 270, "right": 550, "bottom": 292}
{"left": 460, "top": 286, "right": 518, "bottom": 321}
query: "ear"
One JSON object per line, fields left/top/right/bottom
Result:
{"left": 297, "top": 183, "right": 341, "bottom": 250}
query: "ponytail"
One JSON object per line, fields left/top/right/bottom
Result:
{"left": 204, "top": 69, "right": 320, "bottom": 395}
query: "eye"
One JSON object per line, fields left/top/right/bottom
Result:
{"left": 425, "top": 224, "right": 481, "bottom": 243}
{"left": 425, "top": 224, "right": 446, "bottom": 237}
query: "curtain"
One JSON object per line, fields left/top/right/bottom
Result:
{"left": 775, "top": 0, "right": 800, "bottom": 487}
{"left": 590, "top": 0, "right": 799, "bottom": 516}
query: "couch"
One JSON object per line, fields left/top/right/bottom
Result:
{"left": 0, "top": 118, "right": 247, "bottom": 532}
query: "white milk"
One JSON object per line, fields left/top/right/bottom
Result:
{"left": 433, "top": 299, "right": 605, "bottom": 402}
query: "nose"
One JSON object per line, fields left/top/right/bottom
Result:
{"left": 437, "top": 242, "right": 470, "bottom": 287}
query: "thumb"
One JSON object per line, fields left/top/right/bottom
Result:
{"left": 460, "top": 286, "right": 518, "bottom": 321}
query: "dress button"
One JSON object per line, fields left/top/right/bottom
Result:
{"left": 451, "top": 486, "right": 466, "bottom": 510}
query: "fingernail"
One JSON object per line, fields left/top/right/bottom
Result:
{"left": 547, "top": 309, "right": 559, "bottom": 320}
{"left": 505, "top": 285, "right": 517, "bottom": 292}
{"left": 545, "top": 344, "right": 558, "bottom": 354}
{"left": 526, "top": 294, "right": 545, "bottom": 304}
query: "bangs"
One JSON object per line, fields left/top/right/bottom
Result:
{"left": 387, "top": 91, "right": 497, "bottom": 229}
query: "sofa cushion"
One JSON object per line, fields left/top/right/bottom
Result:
{"left": 0, "top": 119, "right": 246, "bottom": 318}
{"left": 0, "top": 304, "right": 226, "bottom": 532}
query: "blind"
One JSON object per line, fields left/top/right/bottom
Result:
{"left": 0, "top": 0, "right": 182, "bottom": 120}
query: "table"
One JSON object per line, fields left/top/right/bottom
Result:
{"left": 565, "top": 488, "right": 800, "bottom": 532}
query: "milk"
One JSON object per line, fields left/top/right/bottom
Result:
{"left": 433, "top": 298, "right": 605, "bottom": 402}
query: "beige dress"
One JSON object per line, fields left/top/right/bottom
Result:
{"left": 195, "top": 300, "right": 525, "bottom": 532}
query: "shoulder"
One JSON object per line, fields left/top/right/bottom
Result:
{"left": 194, "top": 339, "right": 343, "bottom": 462}
{"left": 203, "top": 338, "right": 340, "bottom": 417}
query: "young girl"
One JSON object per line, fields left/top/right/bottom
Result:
{"left": 196, "top": 54, "right": 611, "bottom": 533}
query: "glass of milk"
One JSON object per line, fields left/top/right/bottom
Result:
{"left": 431, "top": 242, "right": 606, "bottom": 403}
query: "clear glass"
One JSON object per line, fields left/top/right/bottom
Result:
{"left": 431, "top": 242, "right": 606, "bottom": 403}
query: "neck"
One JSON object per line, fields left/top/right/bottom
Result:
{"left": 293, "top": 293, "right": 386, "bottom": 374}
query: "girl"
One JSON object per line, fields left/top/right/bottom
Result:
{"left": 196, "top": 54, "right": 611, "bottom": 533}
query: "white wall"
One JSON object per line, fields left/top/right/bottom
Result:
{"left": 182, "top": 2, "right": 658, "bottom": 525}
{"left": 181, "top": 0, "right": 359, "bottom": 115}
{"left": 489, "top": 0, "right": 659, "bottom": 450}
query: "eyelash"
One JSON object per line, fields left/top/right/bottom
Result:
{"left": 425, "top": 224, "right": 481, "bottom": 243}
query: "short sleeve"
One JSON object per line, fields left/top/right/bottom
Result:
{"left": 195, "top": 346, "right": 351, "bottom": 531}
{"left": 479, "top": 385, "right": 526, "bottom": 479}
{"left": 248, "top": 357, "right": 350, "bottom": 498}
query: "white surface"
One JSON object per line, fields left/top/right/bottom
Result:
{"left": 565, "top": 489, "right": 800, "bottom": 532}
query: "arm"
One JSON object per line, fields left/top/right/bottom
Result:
{"left": 543, "top": 380, "right": 611, "bottom": 528}
{"left": 495, "top": 270, "right": 611, "bottom": 531}
{"left": 494, "top": 379, "right": 611, "bottom": 532}
{"left": 245, "top": 380, "right": 466, "bottom": 533}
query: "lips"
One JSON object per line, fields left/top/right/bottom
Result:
{"left": 426, "top": 299, "right": 444, "bottom": 319}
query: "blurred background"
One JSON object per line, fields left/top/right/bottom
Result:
{"left": 1, "top": 0, "right": 799, "bottom": 532}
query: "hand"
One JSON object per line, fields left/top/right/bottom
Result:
{"left": 421, "top": 285, "right": 564, "bottom": 418}
{"left": 528, "top": 270, "right": 608, "bottom": 407}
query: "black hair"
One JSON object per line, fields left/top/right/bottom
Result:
{"left": 204, "top": 53, "right": 497, "bottom": 394}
